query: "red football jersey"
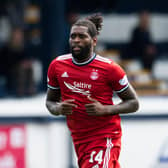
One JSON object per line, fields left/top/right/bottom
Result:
{"left": 47, "top": 53, "right": 129, "bottom": 144}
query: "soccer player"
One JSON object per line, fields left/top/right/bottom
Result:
{"left": 46, "top": 13, "right": 139, "bottom": 168}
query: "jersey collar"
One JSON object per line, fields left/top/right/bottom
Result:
{"left": 72, "top": 53, "right": 96, "bottom": 66}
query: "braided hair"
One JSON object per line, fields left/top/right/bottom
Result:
{"left": 73, "top": 13, "right": 103, "bottom": 38}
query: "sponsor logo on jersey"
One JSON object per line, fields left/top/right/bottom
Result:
{"left": 64, "top": 81, "right": 91, "bottom": 96}
{"left": 90, "top": 69, "right": 99, "bottom": 80}
{"left": 119, "top": 75, "right": 128, "bottom": 86}
{"left": 61, "top": 72, "right": 69, "bottom": 77}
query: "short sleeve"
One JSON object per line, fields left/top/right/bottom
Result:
{"left": 47, "top": 59, "right": 60, "bottom": 89}
{"left": 108, "top": 62, "right": 129, "bottom": 93}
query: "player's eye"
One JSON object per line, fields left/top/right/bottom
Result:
{"left": 70, "top": 34, "right": 76, "bottom": 39}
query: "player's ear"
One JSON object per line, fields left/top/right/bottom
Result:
{"left": 92, "top": 37, "right": 97, "bottom": 47}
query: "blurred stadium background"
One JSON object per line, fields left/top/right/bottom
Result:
{"left": 0, "top": 0, "right": 168, "bottom": 168}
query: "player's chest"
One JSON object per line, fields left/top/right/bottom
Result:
{"left": 57, "top": 66, "right": 108, "bottom": 96}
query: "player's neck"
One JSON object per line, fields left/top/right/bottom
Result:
{"left": 72, "top": 52, "right": 96, "bottom": 66}
{"left": 74, "top": 52, "right": 94, "bottom": 63}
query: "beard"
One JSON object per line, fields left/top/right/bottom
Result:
{"left": 70, "top": 43, "right": 92, "bottom": 61}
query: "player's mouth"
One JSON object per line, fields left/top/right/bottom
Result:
{"left": 72, "top": 46, "right": 82, "bottom": 52}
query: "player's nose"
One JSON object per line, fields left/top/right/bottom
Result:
{"left": 73, "top": 36, "right": 81, "bottom": 43}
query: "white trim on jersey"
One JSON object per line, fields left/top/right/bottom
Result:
{"left": 103, "top": 138, "right": 113, "bottom": 168}
{"left": 95, "top": 55, "right": 112, "bottom": 64}
{"left": 56, "top": 54, "right": 72, "bottom": 60}
{"left": 72, "top": 53, "right": 96, "bottom": 66}
{"left": 47, "top": 84, "right": 60, "bottom": 90}
{"left": 115, "top": 83, "right": 129, "bottom": 93}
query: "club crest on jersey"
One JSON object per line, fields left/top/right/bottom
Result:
{"left": 90, "top": 69, "right": 99, "bottom": 80}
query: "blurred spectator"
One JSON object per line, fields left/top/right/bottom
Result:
{"left": 125, "top": 10, "right": 157, "bottom": 73}
{"left": 6, "top": 0, "right": 25, "bottom": 28}
{"left": 0, "top": 27, "right": 36, "bottom": 97}
{"left": 0, "top": 0, "right": 25, "bottom": 46}
{"left": 0, "top": 1, "right": 12, "bottom": 48}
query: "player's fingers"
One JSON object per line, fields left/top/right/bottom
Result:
{"left": 86, "top": 110, "right": 94, "bottom": 113}
{"left": 85, "top": 106, "right": 95, "bottom": 113}
{"left": 87, "top": 96, "right": 98, "bottom": 102}
{"left": 62, "top": 110, "right": 72, "bottom": 115}
{"left": 61, "top": 107, "right": 73, "bottom": 115}
{"left": 63, "top": 99, "right": 77, "bottom": 108}
{"left": 64, "top": 103, "right": 77, "bottom": 108}
{"left": 64, "top": 99, "right": 76, "bottom": 103}
{"left": 85, "top": 104, "right": 94, "bottom": 108}
{"left": 62, "top": 105, "right": 72, "bottom": 110}
{"left": 87, "top": 111, "right": 96, "bottom": 115}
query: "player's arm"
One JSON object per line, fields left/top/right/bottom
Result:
{"left": 46, "top": 88, "right": 61, "bottom": 115}
{"left": 108, "top": 84, "right": 139, "bottom": 115}
{"left": 85, "top": 84, "right": 139, "bottom": 116}
{"left": 46, "top": 88, "right": 77, "bottom": 116}
{"left": 105, "top": 63, "right": 139, "bottom": 115}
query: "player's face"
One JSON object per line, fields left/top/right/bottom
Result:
{"left": 69, "top": 25, "right": 96, "bottom": 61}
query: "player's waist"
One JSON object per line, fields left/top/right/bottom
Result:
{"left": 71, "top": 130, "right": 122, "bottom": 145}
{"left": 66, "top": 116, "right": 122, "bottom": 144}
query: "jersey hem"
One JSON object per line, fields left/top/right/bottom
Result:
{"left": 72, "top": 133, "right": 122, "bottom": 145}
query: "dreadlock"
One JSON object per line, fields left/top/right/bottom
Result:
{"left": 73, "top": 13, "right": 103, "bottom": 38}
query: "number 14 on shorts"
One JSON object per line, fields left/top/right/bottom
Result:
{"left": 89, "top": 150, "right": 103, "bottom": 165}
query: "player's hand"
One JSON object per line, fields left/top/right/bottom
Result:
{"left": 85, "top": 96, "right": 107, "bottom": 116}
{"left": 58, "top": 99, "right": 77, "bottom": 115}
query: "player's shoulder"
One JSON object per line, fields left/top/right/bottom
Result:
{"left": 50, "top": 53, "right": 72, "bottom": 64}
{"left": 95, "top": 54, "right": 123, "bottom": 70}
{"left": 56, "top": 53, "right": 72, "bottom": 61}
{"left": 95, "top": 54, "right": 113, "bottom": 64}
